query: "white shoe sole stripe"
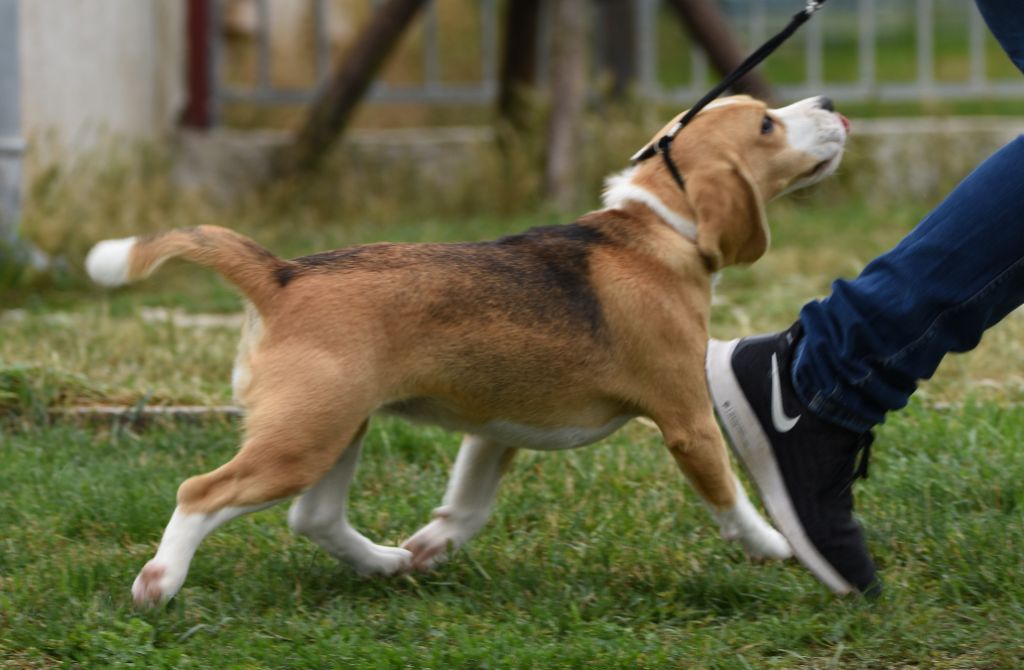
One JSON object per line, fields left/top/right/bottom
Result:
{"left": 706, "top": 338, "right": 854, "bottom": 595}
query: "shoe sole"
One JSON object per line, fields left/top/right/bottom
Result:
{"left": 706, "top": 338, "right": 855, "bottom": 596}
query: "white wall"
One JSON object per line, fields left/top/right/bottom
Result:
{"left": 19, "top": 0, "right": 185, "bottom": 166}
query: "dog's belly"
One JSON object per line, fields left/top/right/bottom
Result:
{"left": 471, "top": 417, "right": 631, "bottom": 450}
{"left": 379, "top": 398, "right": 632, "bottom": 450}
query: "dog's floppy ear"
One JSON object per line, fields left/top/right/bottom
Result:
{"left": 684, "top": 157, "right": 769, "bottom": 271}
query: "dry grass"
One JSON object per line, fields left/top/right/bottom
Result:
{"left": 4, "top": 120, "right": 1022, "bottom": 413}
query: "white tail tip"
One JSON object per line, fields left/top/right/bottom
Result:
{"left": 85, "top": 237, "right": 136, "bottom": 287}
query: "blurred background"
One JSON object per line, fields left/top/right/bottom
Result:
{"left": 1, "top": 0, "right": 1022, "bottom": 412}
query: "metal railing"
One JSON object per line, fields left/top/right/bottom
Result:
{"left": 207, "top": 0, "right": 501, "bottom": 122}
{"left": 203, "top": 0, "right": 1024, "bottom": 127}
{"left": 642, "top": 0, "right": 1024, "bottom": 105}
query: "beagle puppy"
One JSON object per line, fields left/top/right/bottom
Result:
{"left": 86, "top": 95, "right": 848, "bottom": 606}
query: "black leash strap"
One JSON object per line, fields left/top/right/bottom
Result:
{"left": 632, "top": 0, "right": 828, "bottom": 190}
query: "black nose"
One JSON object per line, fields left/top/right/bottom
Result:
{"left": 817, "top": 96, "right": 835, "bottom": 112}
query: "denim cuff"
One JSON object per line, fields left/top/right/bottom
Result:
{"left": 791, "top": 338, "right": 877, "bottom": 434}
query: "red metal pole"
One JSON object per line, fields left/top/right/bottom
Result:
{"left": 182, "top": 0, "right": 212, "bottom": 128}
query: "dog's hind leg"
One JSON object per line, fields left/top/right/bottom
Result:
{"left": 131, "top": 366, "right": 375, "bottom": 607}
{"left": 287, "top": 422, "right": 412, "bottom": 575}
{"left": 402, "top": 435, "right": 517, "bottom": 570}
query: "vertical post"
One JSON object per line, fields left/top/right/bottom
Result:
{"left": 423, "top": 0, "right": 440, "bottom": 92}
{"left": 0, "top": 0, "right": 24, "bottom": 247}
{"left": 749, "top": 0, "right": 766, "bottom": 46}
{"left": 858, "top": 0, "right": 875, "bottom": 96}
{"left": 602, "top": 0, "right": 637, "bottom": 99}
{"left": 916, "top": 0, "right": 934, "bottom": 94}
{"left": 314, "top": 0, "right": 331, "bottom": 83}
{"left": 481, "top": 0, "right": 497, "bottom": 92}
{"left": 968, "top": 3, "right": 984, "bottom": 91}
{"left": 256, "top": 0, "right": 271, "bottom": 89}
{"left": 806, "top": 3, "right": 823, "bottom": 90}
{"left": 691, "top": 46, "right": 708, "bottom": 92}
{"left": 497, "top": 0, "right": 542, "bottom": 130}
{"left": 637, "top": 0, "right": 656, "bottom": 101}
{"left": 544, "top": 0, "right": 587, "bottom": 211}
{"left": 182, "top": 0, "right": 213, "bottom": 128}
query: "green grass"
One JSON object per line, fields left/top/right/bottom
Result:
{"left": 4, "top": 188, "right": 1022, "bottom": 411}
{"left": 2, "top": 406, "right": 1023, "bottom": 668}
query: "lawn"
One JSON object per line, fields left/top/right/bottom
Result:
{"left": 2, "top": 406, "right": 1023, "bottom": 668}
{"left": 3, "top": 138, "right": 1024, "bottom": 668}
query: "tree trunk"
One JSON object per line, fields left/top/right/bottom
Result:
{"left": 667, "top": 0, "right": 775, "bottom": 102}
{"left": 497, "top": 0, "right": 543, "bottom": 131}
{"left": 278, "top": 0, "right": 427, "bottom": 175}
{"left": 601, "top": 0, "right": 636, "bottom": 99}
{"left": 544, "top": 0, "right": 588, "bottom": 211}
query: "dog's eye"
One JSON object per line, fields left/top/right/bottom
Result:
{"left": 760, "top": 116, "right": 774, "bottom": 134}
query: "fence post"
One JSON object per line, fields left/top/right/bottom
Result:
{"left": 545, "top": 0, "right": 587, "bottom": 211}
{"left": 0, "top": 0, "right": 25, "bottom": 249}
{"left": 182, "top": 0, "right": 214, "bottom": 129}
{"left": 498, "top": 0, "right": 542, "bottom": 130}
{"left": 602, "top": 0, "right": 637, "bottom": 99}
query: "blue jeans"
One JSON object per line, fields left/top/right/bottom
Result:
{"left": 791, "top": 0, "right": 1024, "bottom": 433}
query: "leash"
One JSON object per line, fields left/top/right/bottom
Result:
{"left": 631, "top": 0, "right": 829, "bottom": 192}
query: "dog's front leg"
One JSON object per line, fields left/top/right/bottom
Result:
{"left": 402, "top": 435, "right": 517, "bottom": 570}
{"left": 656, "top": 407, "right": 791, "bottom": 561}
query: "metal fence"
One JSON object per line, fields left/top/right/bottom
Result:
{"left": 204, "top": 0, "right": 1024, "bottom": 126}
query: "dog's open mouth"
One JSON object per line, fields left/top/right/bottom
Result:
{"left": 806, "top": 155, "right": 838, "bottom": 180}
{"left": 810, "top": 159, "right": 832, "bottom": 176}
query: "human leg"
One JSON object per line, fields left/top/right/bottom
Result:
{"left": 976, "top": 0, "right": 1024, "bottom": 74}
{"left": 795, "top": 135, "right": 1024, "bottom": 431}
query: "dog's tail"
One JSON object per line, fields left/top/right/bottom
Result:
{"left": 86, "top": 226, "right": 289, "bottom": 310}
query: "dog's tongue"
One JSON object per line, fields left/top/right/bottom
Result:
{"left": 839, "top": 113, "right": 851, "bottom": 134}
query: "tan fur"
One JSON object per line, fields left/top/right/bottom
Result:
{"left": 127, "top": 226, "right": 286, "bottom": 312}
{"left": 109, "top": 96, "right": 842, "bottom": 575}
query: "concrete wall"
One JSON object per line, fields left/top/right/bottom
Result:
{"left": 19, "top": 0, "right": 185, "bottom": 167}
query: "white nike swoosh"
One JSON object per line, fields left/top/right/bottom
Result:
{"left": 771, "top": 353, "right": 801, "bottom": 433}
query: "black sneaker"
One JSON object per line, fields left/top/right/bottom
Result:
{"left": 705, "top": 323, "right": 881, "bottom": 596}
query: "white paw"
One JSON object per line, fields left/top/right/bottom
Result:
{"left": 739, "top": 524, "right": 793, "bottom": 561}
{"left": 131, "top": 560, "right": 186, "bottom": 607}
{"left": 349, "top": 544, "right": 413, "bottom": 577}
{"left": 401, "top": 518, "right": 471, "bottom": 570}
{"left": 709, "top": 486, "right": 793, "bottom": 562}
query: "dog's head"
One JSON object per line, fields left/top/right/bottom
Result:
{"left": 608, "top": 95, "right": 848, "bottom": 270}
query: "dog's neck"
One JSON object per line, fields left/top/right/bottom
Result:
{"left": 601, "top": 167, "right": 697, "bottom": 242}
